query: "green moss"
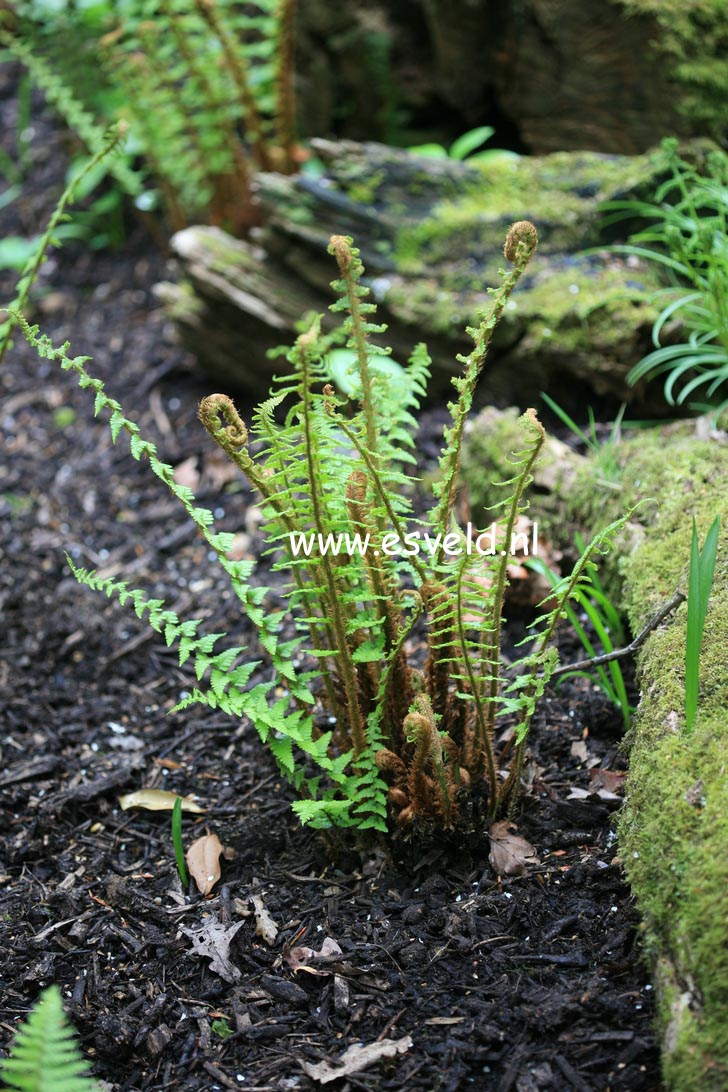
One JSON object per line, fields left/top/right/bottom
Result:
{"left": 395, "top": 148, "right": 669, "bottom": 270}
{"left": 342, "top": 168, "right": 386, "bottom": 206}
{"left": 464, "top": 417, "right": 728, "bottom": 1083}
{"left": 463, "top": 419, "right": 728, "bottom": 1085}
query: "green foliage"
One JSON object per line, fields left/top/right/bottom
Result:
{"left": 540, "top": 393, "right": 625, "bottom": 489}
{"left": 616, "top": 0, "right": 728, "bottom": 140}
{"left": 17, "top": 222, "right": 632, "bottom": 832}
{"left": 0, "top": 124, "right": 128, "bottom": 365}
{"left": 3, "top": 0, "right": 298, "bottom": 233}
{"left": 171, "top": 796, "right": 189, "bottom": 886}
{"left": 0, "top": 985, "right": 100, "bottom": 1092}
{"left": 603, "top": 140, "right": 728, "bottom": 410}
{"left": 528, "top": 544, "right": 633, "bottom": 729}
{"left": 685, "top": 515, "right": 720, "bottom": 734}
{"left": 210, "top": 1018, "right": 234, "bottom": 1039}
{"left": 408, "top": 125, "right": 518, "bottom": 166}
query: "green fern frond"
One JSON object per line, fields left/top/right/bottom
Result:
{"left": 429, "top": 222, "right": 539, "bottom": 564}
{"left": 0, "top": 32, "right": 141, "bottom": 198}
{"left": 0, "top": 124, "right": 127, "bottom": 364}
{"left": 1, "top": 986, "right": 100, "bottom": 1092}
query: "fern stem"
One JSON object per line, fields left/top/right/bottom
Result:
{"left": 197, "top": 393, "right": 343, "bottom": 719}
{"left": 297, "top": 326, "right": 367, "bottom": 755}
{"left": 274, "top": 0, "right": 297, "bottom": 171}
{"left": 194, "top": 0, "right": 274, "bottom": 172}
{"left": 329, "top": 407, "right": 428, "bottom": 584}
{"left": 453, "top": 561, "right": 499, "bottom": 806}
{"left": 432, "top": 222, "right": 538, "bottom": 567}
{"left": 160, "top": 0, "right": 254, "bottom": 218}
{"left": 328, "top": 236, "right": 382, "bottom": 463}
{"left": 480, "top": 410, "right": 545, "bottom": 744}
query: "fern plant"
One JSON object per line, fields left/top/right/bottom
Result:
{"left": 14, "top": 221, "right": 630, "bottom": 833}
{"left": 0, "top": 986, "right": 100, "bottom": 1092}
{"left": 2, "top": 0, "right": 298, "bottom": 233}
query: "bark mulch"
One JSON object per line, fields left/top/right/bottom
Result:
{"left": 0, "top": 67, "right": 660, "bottom": 1091}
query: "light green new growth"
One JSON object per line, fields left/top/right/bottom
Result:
{"left": 0, "top": 986, "right": 100, "bottom": 1092}
{"left": 17, "top": 223, "right": 632, "bottom": 832}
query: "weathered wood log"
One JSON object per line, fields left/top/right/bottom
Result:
{"left": 159, "top": 137, "right": 685, "bottom": 410}
{"left": 293, "top": 1, "right": 696, "bottom": 155}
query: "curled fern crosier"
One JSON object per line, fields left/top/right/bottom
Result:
{"left": 18, "top": 222, "right": 631, "bottom": 834}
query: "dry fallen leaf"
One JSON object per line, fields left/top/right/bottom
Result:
{"left": 186, "top": 832, "right": 223, "bottom": 896}
{"left": 589, "top": 768, "right": 627, "bottom": 795}
{"left": 173, "top": 455, "right": 200, "bottom": 491}
{"left": 179, "top": 915, "right": 245, "bottom": 983}
{"left": 118, "top": 789, "right": 204, "bottom": 813}
{"left": 570, "top": 740, "right": 589, "bottom": 763}
{"left": 567, "top": 786, "right": 621, "bottom": 803}
{"left": 300, "top": 1035, "right": 413, "bottom": 1084}
{"left": 250, "top": 894, "right": 278, "bottom": 946}
{"left": 488, "top": 820, "right": 539, "bottom": 876}
{"left": 285, "top": 936, "right": 343, "bottom": 975}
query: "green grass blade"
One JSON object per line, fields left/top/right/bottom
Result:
{"left": 686, "top": 516, "right": 720, "bottom": 733}
{"left": 172, "top": 796, "right": 189, "bottom": 887}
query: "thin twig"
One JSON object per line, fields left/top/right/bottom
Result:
{"left": 551, "top": 589, "right": 686, "bottom": 678}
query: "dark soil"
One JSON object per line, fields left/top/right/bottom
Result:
{"left": 0, "top": 67, "right": 660, "bottom": 1091}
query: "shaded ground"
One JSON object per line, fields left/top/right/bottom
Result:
{"left": 0, "top": 66, "right": 660, "bottom": 1091}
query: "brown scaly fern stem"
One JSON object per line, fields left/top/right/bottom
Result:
{"left": 377, "top": 693, "right": 468, "bottom": 829}
{"left": 345, "top": 468, "right": 414, "bottom": 748}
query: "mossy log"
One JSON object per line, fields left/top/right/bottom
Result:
{"left": 159, "top": 137, "right": 690, "bottom": 411}
{"left": 463, "top": 409, "right": 728, "bottom": 1089}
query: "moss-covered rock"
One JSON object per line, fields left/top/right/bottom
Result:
{"left": 462, "top": 411, "right": 728, "bottom": 1088}
{"left": 166, "top": 137, "right": 705, "bottom": 408}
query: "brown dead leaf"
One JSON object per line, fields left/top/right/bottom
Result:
{"left": 186, "top": 832, "right": 223, "bottom": 896}
{"left": 202, "top": 448, "right": 241, "bottom": 490}
{"left": 300, "top": 1035, "right": 413, "bottom": 1084}
{"left": 570, "top": 740, "right": 589, "bottom": 763}
{"left": 173, "top": 455, "right": 200, "bottom": 491}
{"left": 118, "top": 789, "right": 204, "bottom": 813}
{"left": 285, "top": 936, "right": 343, "bottom": 975}
{"left": 250, "top": 894, "right": 278, "bottom": 946}
{"left": 179, "top": 915, "right": 245, "bottom": 983}
{"left": 589, "top": 768, "right": 627, "bottom": 795}
{"left": 488, "top": 820, "right": 539, "bottom": 876}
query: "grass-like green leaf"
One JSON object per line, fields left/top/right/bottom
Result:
{"left": 685, "top": 515, "right": 720, "bottom": 733}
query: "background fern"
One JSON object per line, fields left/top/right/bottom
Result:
{"left": 3, "top": 0, "right": 297, "bottom": 232}
{"left": 0, "top": 986, "right": 100, "bottom": 1092}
